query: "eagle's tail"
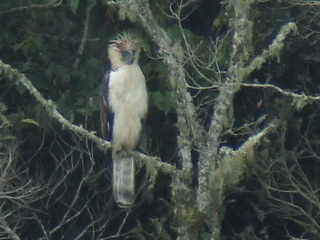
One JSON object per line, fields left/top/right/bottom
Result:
{"left": 112, "top": 154, "right": 135, "bottom": 207}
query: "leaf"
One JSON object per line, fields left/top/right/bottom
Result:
{"left": 153, "top": 218, "right": 162, "bottom": 235}
{"left": 150, "top": 218, "right": 171, "bottom": 240}
{"left": 87, "top": 0, "right": 97, "bottom": 12}
{"left": 159, "top": 230, "right": 171, "bottom": 240}
{"left": 21, "top": 118, "right": 39, "bottom": 126}
{"left": 166, "top": 25, "right": 193, "bottom": 43}
{"left": 149, "top": 91, "right": 176, "bottom": 115}
{"left": 0, "top": 136, "right": 16, "bottom": 141}
{"left": 45, "top": 0, "right": 59, "bottom": 4}
{"left": 163, "top": 91, "right": 176, "bottom": 115}
{"left": 130, "top": 225, "right": 147, "bottom": 240}
{"left": 132, "top": 232, "right": 146, "bottom": 240}
{"left": 102, "top": 0, "right": 115, "bottom": 3}
{"left": 292, "top": 95, "right": 308, "bottom": 112}
{"left": 149, "top": 91, "right": 164, "bottom": 112}
{"left": 70, "top": 0, "right": 80, "bottom": 14}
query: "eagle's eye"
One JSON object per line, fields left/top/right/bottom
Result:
{"left": 121, "top": 50, "right": 135, "bottom": 65}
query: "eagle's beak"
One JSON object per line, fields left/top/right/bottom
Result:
{"left": 121, "top": 50, "right": 135, "bottom": 65}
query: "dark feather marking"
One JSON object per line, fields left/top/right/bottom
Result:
{"left": 100, "top": 70, "right": 114, "bottom": 141}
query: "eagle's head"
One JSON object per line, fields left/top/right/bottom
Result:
{"left": 108, "top": 33, "right": 141, "bottom": 69}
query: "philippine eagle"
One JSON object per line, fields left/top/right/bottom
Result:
{"left": 101, "top": 33, "right": 148, "bottom": 207}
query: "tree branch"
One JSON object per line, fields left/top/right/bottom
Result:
{"left": 0, "top": 218, "right": 21, "bottom": 240}
{"left": 244, "top": 22, "right": 298, "bottom": 76}
{"left": 118, "top": 1, "right": 203, "bottom": 238}
{"left": 197, "top": 0, "right": 255, "bottom": 216}
{"left": 0, "top": 0, "right": 64, "bottom": 15}
{"left": 0, "top": 59, "right": 175, "bottom": 176}
{"left": 73, "top": 2, "right": 93, "bottom": 69}
{"left": 197, "top": 8, "right": 297, "bottom": 216}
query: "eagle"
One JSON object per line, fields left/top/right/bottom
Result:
{"left": 101, "top": 33, "right": 148, "bottom": 207}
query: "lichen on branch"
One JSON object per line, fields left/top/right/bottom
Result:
{"left": 0, "top": 59, "right": 174, "bottom": 176}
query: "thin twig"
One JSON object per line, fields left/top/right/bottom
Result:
{"left": 73, "top": 6, "right": 91, "bottom": 68}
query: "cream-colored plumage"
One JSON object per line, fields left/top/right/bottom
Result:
{"left": 101, "top": 33, "right": 148, "bottom": 207}
{"left": 109, "top": 64, "right": 148, "bottom": 151}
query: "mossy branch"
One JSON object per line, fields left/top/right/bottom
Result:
{"left": 0, "top": 59, "right": 110, "bottom": 150}
{"left": 210, "top": 119, "right": 280, "bottom": 203}
{"left": 197, "top": 0, "right": 256, "bottom": 216}
{"left": 197, "top": 13, "right": 297, "bottom": 217}
{"left": 0, "top": 59, "right": 175, "bottom": 175}
{"left": 244, "top": 22, "right": 297, "bottom": 76}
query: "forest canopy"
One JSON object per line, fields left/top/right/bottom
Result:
{"left": 0, "top": 0, "right": 320, "bottom": 239}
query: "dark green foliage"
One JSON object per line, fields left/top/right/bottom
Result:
{"left": 0, "top": 1, "right": 176, "bottom": 239}
{"left": 1, "top": 0, "right": 320, "bottom": 239}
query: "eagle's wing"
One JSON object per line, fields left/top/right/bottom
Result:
{"left": 100, "top": 70, "right": 114, "bottom": 141}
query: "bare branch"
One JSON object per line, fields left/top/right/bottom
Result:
{"left": 73, "top": 4, "right": 92, "bottom": 69}
{"left": 0, "top": 0, "right": 64, "bottom": 15}
{"left": 0, "top": 218, "right": 21, "bottom": 240}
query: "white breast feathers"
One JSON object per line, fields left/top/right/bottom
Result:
{"left": 108, "top": 64, "right": 148, "bottom": 151}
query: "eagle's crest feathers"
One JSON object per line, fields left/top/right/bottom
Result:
{"left": 108, "top": 33, "right": 141, "bottom": 69}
